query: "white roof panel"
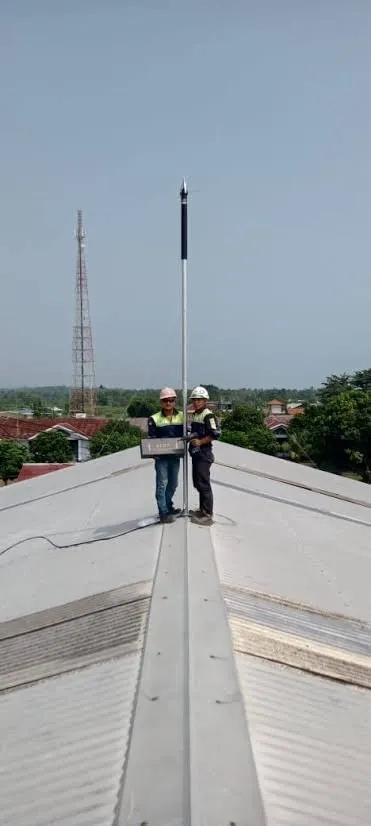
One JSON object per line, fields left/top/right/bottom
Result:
{"left": 0, "top": 450, "right": 160, "bottom": 622}
{"left": 212, "top": 462, "right": 371, "bottom": 622}
{"left": 215, "top": 440, "right": 371, "bottom": 505}
{"left": 236, "top": 653, "right": 371, "bottom": 825}
{"left": 0, "top": 654, "right": 140, "bottom": 826}
{"left": 0, "top": 442, "right": 370, "bottom": 824}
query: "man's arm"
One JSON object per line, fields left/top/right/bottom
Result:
{"left": 191, "top": 413, "right": 220, "bottom": 447}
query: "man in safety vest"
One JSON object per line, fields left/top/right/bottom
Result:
{"left": 188, "top": 386, "right": 220, "bottom": 526}
{"left": 148, "top": 387, "right": 184, "bottom": 523}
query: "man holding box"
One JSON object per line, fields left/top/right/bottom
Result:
{"left": 148, "top": 387, "right": 184, "bottom": 523}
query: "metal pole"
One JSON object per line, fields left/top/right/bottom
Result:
{"left": 180, "top": 179, "right": 188, "bottom": 515}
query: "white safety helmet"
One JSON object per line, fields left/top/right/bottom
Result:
{"left": 190, "top": 385, "right": 209, "bottom": 400}
{"left": 160, "top": 387, "right": 176, "bottom": 400}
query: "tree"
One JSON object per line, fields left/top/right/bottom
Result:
{"left": 222, "top": 428, "right": 278, "bottom": 455}
{"left": 127, "top": 397, "right": 157, "bottom": 418}
{"left": 221, "top": 404, "right": 278, "bottom": 456}
{"left": 350, "top": 389, "right": 371, "bottom": 481}
{"left": 289, "top": 389, "right": 371, "bottom": 480}
{"left": 0, "top": 440, "right": 29, "bottom": 484}
{"left": 29, "top": 431, "right": 74, "bottom": 463}
{"left": 351, "top": 369, "right": 371, "bottom": 392}
{"left": 89, "top": 419, "right": 142, "bottom": 458}
{"left": 32, "top": 398, "right": 49, "bottom": 418}
{"left": 222, "top": 403, "right": 266, "bottom": 432}
{"left": 318, "top": 373, "right": 352, "bottom": 402}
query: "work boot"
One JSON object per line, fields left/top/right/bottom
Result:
{"left": 189, "top": 508, "right": 202, "bottom": 517}
{"left": 190, "top": 513, "right": 213, "bottom": 526}
{"left": 169, "top": 507, "right": 182, "bottom": 516}
{"left": 159, "top": 514, "right": 175, "bottom": 524}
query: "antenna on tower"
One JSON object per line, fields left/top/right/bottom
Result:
{"left": 69, "top": 209, "right": 97, "bottom": 417}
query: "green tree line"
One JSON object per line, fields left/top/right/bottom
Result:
{"left": 220, "top": 370, "right": 371, "bottom": 482}
{"left": 2, "top": 369, "right": 371, "bottom": 485}
{"left": 0, "top": 383, "right": 318, "bottom": 415}
{"left": 288, "top": 371, "right": 371, "bottom": 481}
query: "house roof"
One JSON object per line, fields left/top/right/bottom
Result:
{"left": 16, "top": 463, "right": 74, "bottom": 482}
{"left": 267, "top": 398, "right": 285, "bottom": 405}
{"left": 265, "top": 414, "right": 292, "bottom": 428}
{"left": 0, "top": 416, "right": 108, "bottom": 440}
{"left": 289, "top": 405, "right": 305, "bottom": 415}
{"left": 0, "top": 443, "right": 371, "bottom": 824}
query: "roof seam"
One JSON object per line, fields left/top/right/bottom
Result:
{"left": 206, "top": 526, "right": 267, "bottom": 825}
{"left": 222, "top": 583, "right": 370, "bottom": 627}
{"left": 0, "top": 581, "right": 152, "bottom": 641}
{"left": 183, "top": 514, "right": 192, "bottom": 826}
{"left": 214, "top": 478, "right": 371, "bottom": 529}
{"left": 113, "top": 523, "right": 165, "bottom": 826}
{"left": 215, "top": 460, "right": 371, "bottom": 509}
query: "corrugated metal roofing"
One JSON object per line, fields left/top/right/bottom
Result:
{"left": 0, "top": 442, "right": 371, "bottom": 824}
{"left": 212, "top": 456, "right": 371, "bottom": 623}
{"left": 0, "top": 584, "right": 149, "bottom": 691}
{"left": 223, "top": 584, "right": 371, "bottom": 688}
{"left": 236, "top": 653, "right": 371, "bottom": 825}
{"left": 0, "top": 655, "right": 140, "bottom": 826}
{"left": 223, "top": 585, "right": 371, "bottom": 658}
{"left": 118, "top": 520, "right": 266, "bottom": 826}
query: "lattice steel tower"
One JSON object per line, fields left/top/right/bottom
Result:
{"left": 69, "top": 210, "right": 97, "bottom": 416}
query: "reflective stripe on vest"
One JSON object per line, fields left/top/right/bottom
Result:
{"left": 152, "top": 410, "right": 183, "bottom": 427}
{"left": 192, "top": 408, "right": 214, "bottom": 425}
{"left": 191, "top": 408, "right": 220, "bottom": 439}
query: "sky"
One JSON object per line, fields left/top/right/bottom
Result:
{"left": 0, "top": 0, "right": 370, "bottom": 390}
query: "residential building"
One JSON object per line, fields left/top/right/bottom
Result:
{"left": 266, "top": 398, "right": 287, "bottom": 416}
{"left": 287, "top": 402, "right": 305, "bottom": 415}
{"left": 265, "top": 398, "right": 304, "bottom": 442}
{"left": 266, "top": 418, "right": 291, "bottom": 443}
{"left": 0, "top": 417, "right": 108, "bottom": 462}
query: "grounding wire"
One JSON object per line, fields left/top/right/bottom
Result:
{"left": 0, "top": 517, "right": 161, "bottom": 560}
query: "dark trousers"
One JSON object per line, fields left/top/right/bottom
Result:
{"left": 192, "top": 457, "right": 213, "bottom": 516}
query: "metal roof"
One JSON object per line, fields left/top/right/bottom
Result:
{"left": 0, "top": 442, "right": 371, "bottom": 825}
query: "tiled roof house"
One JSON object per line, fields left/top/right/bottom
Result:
{"left": 0, "top": 417, "right": 108, "bottom": 462}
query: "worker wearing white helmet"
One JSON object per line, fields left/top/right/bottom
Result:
{"left": 148, "top": 387, "right": 184, "bottom": 524}
{"left": 188, "top": 386, "right": 220, "bottom": 526}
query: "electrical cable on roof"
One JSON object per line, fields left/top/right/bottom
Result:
{"left": 0, "top": 516, "right": 162, "bottom": 559}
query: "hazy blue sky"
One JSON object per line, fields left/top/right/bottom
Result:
{"left": 1, "top": 0, "right": 370, "bottom": 389}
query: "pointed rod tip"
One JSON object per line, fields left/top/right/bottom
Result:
{"left": 180, "top": 178, "right": 188, "bottom": 196}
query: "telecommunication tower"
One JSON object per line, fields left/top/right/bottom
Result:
{"left": 69, "top": 210, "right": 97, "bottom": 416}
